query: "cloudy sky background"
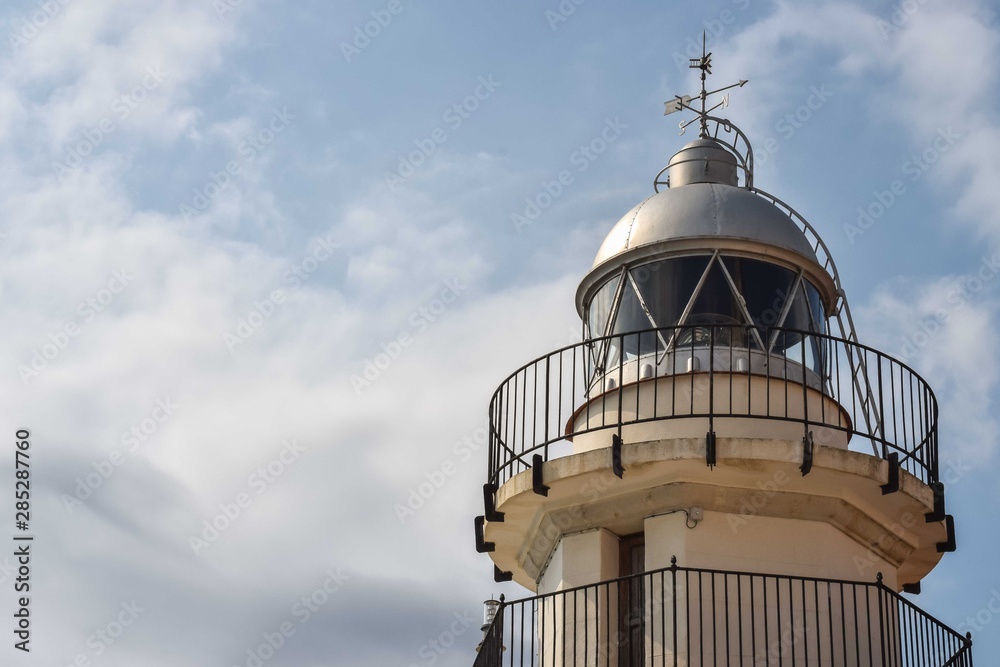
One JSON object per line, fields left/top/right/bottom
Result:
{"left": 0, "top": 0, "right": 997, "bottom": 664}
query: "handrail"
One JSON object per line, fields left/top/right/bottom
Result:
{"left": 487, "top": 324, "right": 939, "bottom": 488}
{"left": 472, "top": 561, "right": 973, "bottom": 667}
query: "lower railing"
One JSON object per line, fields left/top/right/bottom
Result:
{"left": 473, "top": 560, "right": 973, "bottom": 667}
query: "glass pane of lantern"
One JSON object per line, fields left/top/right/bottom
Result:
{"left": 721, "top": 256, "right": 797, "bottom": 332}
{"left": 805, "top": 281, "right": 828, "bottom": 376}
{"left": 687, "top": 259, "right": 744, "bottom": 326}
{"left": 779, "top": 282, "right": 811, "bottom": 332}
{"left": 771, "top": 281, "right": 826, "bottom": 374}
{"left": 805, "top": 281, "right": 826, "bottom": 334}
{"left": 585, "top": 273, "right": 622, "bottom": 383}
{"left": 630, "top": 255, "right": 711, "bottom": 330}
{"left": 672, "top": 259, "right": 748, "bottom": 349}
{"left": 611, "top": 280, "right": 658, "bottom": 359}
{"left": 587, "top": 273, "right": 621, "bottom": 340}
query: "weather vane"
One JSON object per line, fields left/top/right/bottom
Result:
{"left": 664, "top": 32, "right": 747, "bottom": 138}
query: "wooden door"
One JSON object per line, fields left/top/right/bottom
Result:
{"left": 618, "top": 533, "right": 645, "bottom": 667}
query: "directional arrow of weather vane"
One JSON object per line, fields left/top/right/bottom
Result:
{"left": 663, "top": 33, "right": 748, "bottom": 137}
{"left": 663, "top": 79, "right": 748, "bottom": 135}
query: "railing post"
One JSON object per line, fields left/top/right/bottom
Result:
{"left": 876, "top": 572, "right": 888, "bottom": 667}
{"left": 670, "top": 556, "right": 678, "bottom": 667}
{"left": 487, "top": 402, "right": 494, "bottom": 488}
{"left": 494, "top": 595, "right": 505, "bottom": 667}
{"left": 877, "top": 353, "right": 887, "bottom": 459}
{"left": 617, "top": 332, "right": 624, "bottom": 444}
{"left": 708, "top": 325, "right": 715, "bottom": 435}
{"left": 801, "top": 327, "right": 810, "bottom": 442}
{"left": 543, "top": 356, "right": 550, "bottom": 446}
{"left": 931, "top": 398, "right": 941, "bottom": 483}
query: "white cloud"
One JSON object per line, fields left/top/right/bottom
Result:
{"left": 3, "top": 0, "right": 237, "bottom": 151}
{"left": 718, "top": 0, "right": 1000, "bottom": 242}
{"left": 858, "top": 273, "right": 1000, "bottom": 463}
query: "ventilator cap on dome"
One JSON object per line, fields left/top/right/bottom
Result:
{"left": 663, "top": 138, "right": 739, "bottom": 187}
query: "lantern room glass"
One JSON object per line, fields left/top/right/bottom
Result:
{"left": 585, "top": 254, "right": 828, "bottom": 374}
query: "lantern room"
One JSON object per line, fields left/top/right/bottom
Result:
{"left": 578, "top": 137, "right": 837, "bottom": 378}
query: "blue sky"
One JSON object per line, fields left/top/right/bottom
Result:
{"left": 0, "top": 0, "right": 997, "bottom": 665}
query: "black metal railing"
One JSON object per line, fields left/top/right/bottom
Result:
{"left": 487, "top": 325, "right": 939, "bottom": 488}
{"left": 473, "top": 561, "right": 973, "bottom": 667}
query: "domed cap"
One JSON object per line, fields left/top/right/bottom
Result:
{"left": 665, "top": 138, "right": 739, "bottom": 187}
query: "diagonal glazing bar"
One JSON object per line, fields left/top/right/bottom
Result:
{"left": 590, "top": 268, "right": 628, "bottom": 386}
{"left": 768, "top": 270, "right": 804, "bottom": 352}
{"left": 659, "top": 250, "right": 720, "bottom": 363}
{"left": 717, "top": 256, "right": 767, "bottom": 350}
{"left": 627, "top": 270, "right": 670, "bottom": 352}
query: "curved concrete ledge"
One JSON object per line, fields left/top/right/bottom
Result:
{"left": 485, "top": 437, "right": 945, "bottom": 591}
{"left": 571, "top": 374, "right": 852, "bottom": 453}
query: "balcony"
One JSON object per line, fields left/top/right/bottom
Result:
{"left": 487, "top": 325, "right": 939, "bottom": 490}
{"left": 473, "top": 561, "right": 973, "bottom": 667}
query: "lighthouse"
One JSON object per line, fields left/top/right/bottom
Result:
{"left": 473, "top": 44, "right": 975, "bottom": 667}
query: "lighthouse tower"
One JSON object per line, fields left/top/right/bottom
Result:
{"left": 473, "top": 47, "right": 974, "bottom": 667}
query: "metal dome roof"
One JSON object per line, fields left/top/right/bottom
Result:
{"left": 576, "top": 137, "right": 840, "bottom": 316}
{"left": 590, "top": 182, "right": 821, "bottom": 271}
